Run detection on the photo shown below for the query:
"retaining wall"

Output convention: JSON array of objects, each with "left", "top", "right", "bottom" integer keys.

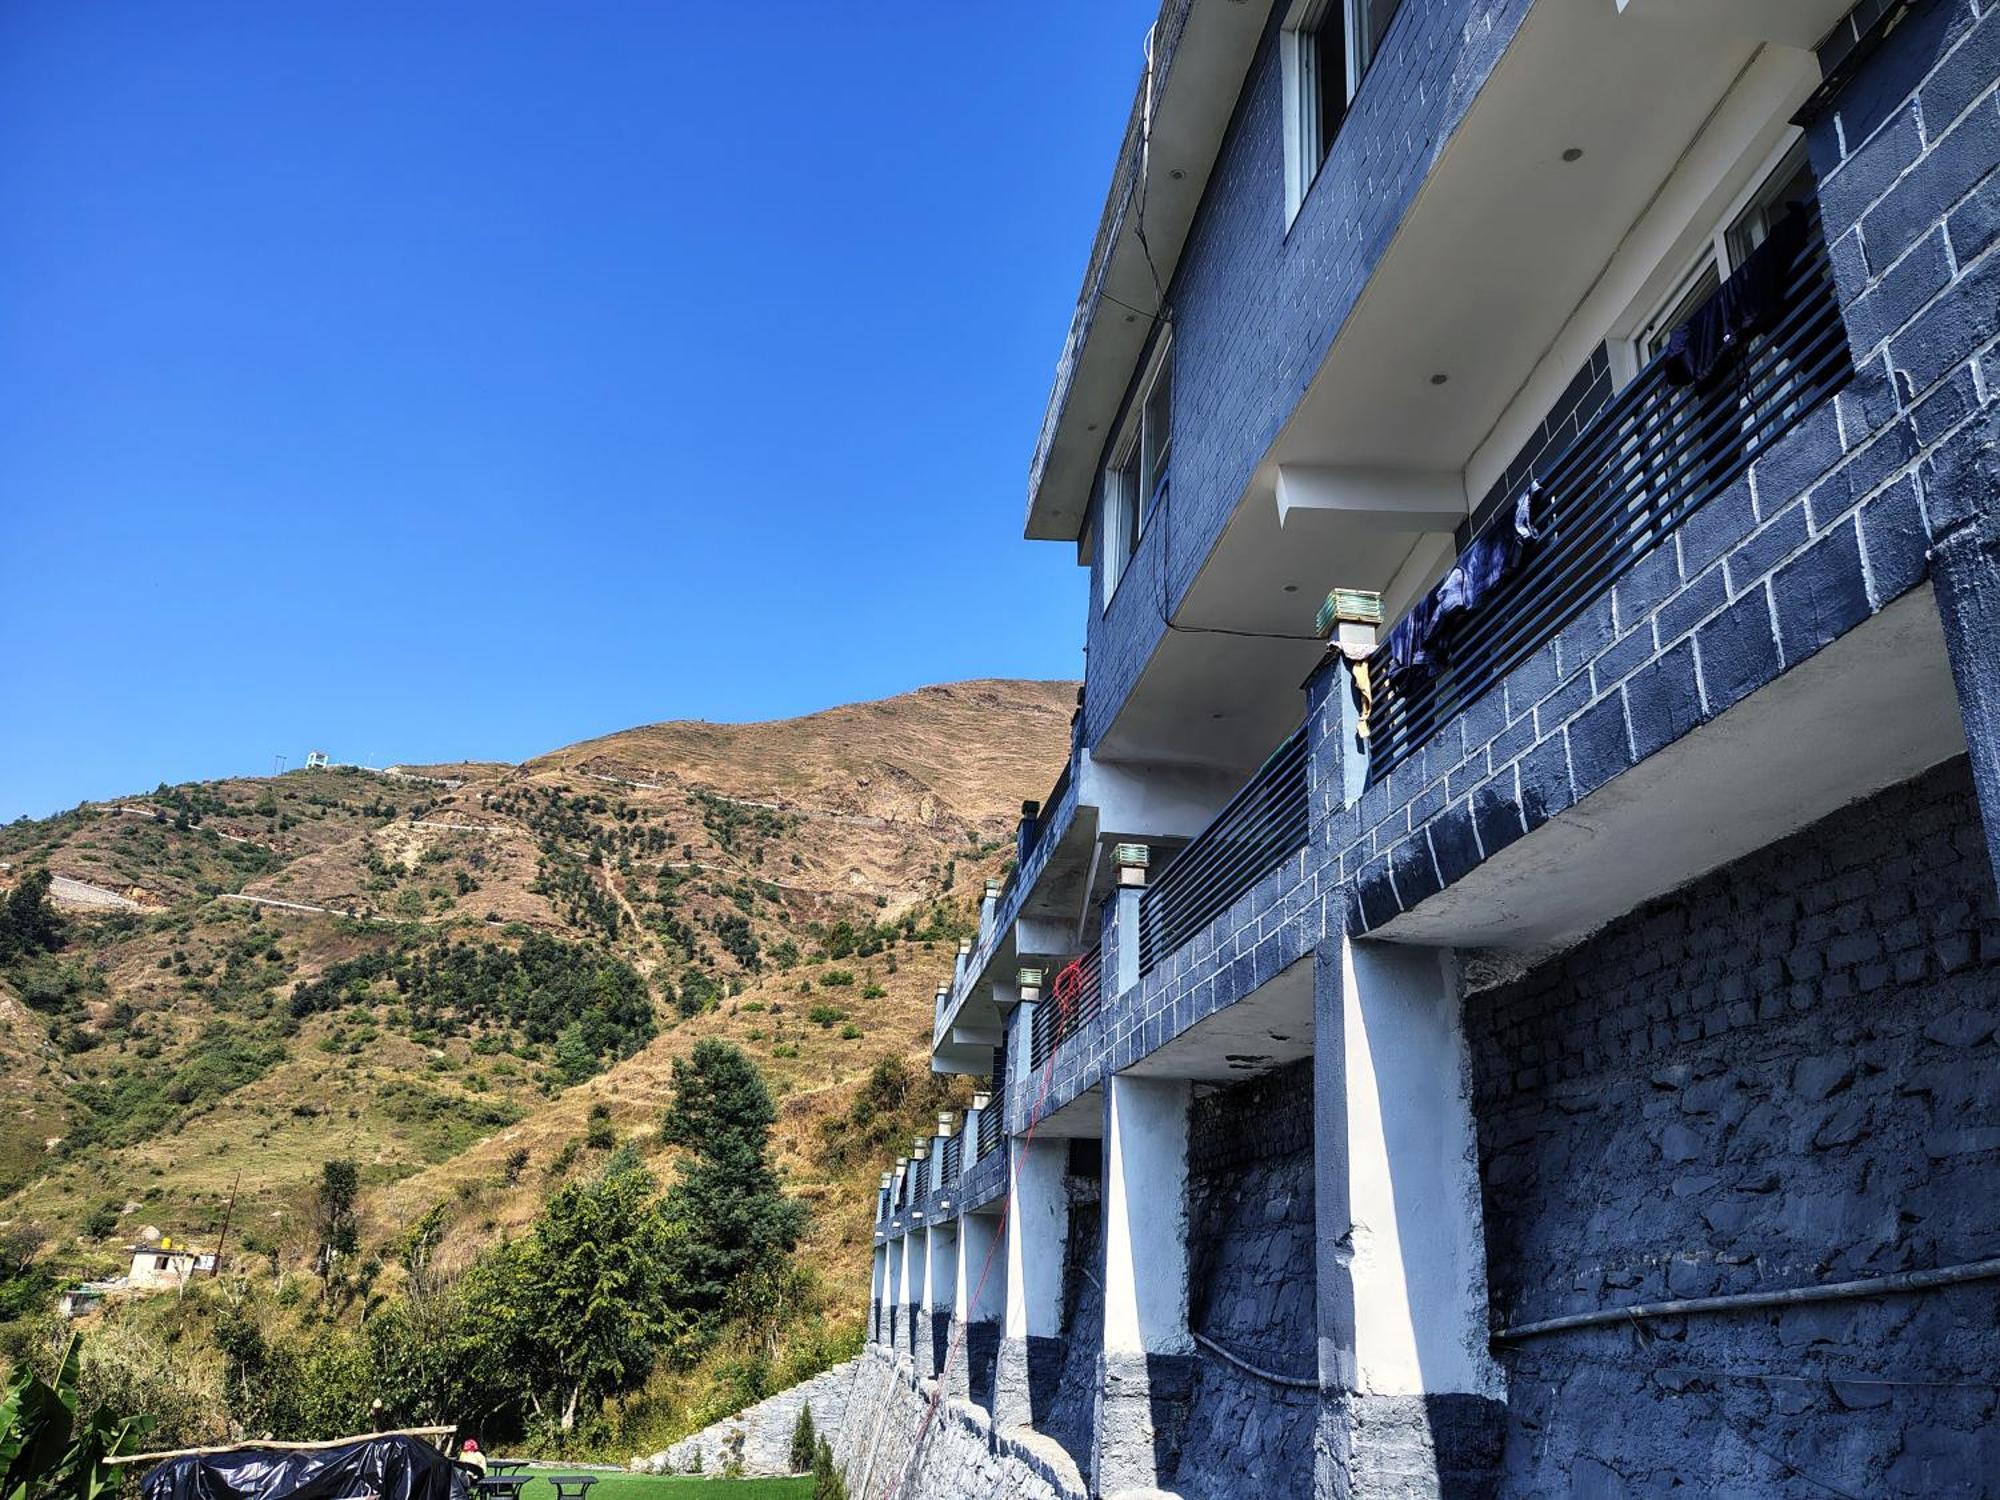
[{"left": 1470, "top": 756, "right": 2000, "bottom": 1495}]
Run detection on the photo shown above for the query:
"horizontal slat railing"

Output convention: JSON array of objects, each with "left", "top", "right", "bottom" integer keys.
[
  {"left": 1138, "top": 727, "right": 1311, "bottom": 975},
  {"left": 1365, "top": 215, "right": 1852, "bottom": 786},
  {"left": 1030, "top": 944, "right": 1103, "bottom": 1068}
]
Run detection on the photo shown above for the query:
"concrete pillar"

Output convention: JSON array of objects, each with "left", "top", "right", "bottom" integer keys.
[
  {"left": 994, "top": 1135, "right": 1067, "bottom": 1432},
  {"left": 979, "top": 878, "right": 1001, "bottom": 939},
  {"left": 871, "top": 1242, "right": 888, "bottom": 1346},
  {"left": 1313, "top": 936, "right": 1505, "bottom": 1496},
  {"left": 954, "top": 1207, "right": 1006, "bottom": 1410},
  {"left": 1006, "top": 997, "right": 1039, "bottom": 1130},
  {"left": 886, "top": 1230, "right": 905, "bottom": 1352},
  {"left": 1929, "top": 516, "right": 2000, "bottom": 894},
  {"left": 1093, "top": 1073, "right": 1195, "bottom": 1496},
  {"left": 900, "top": 1224, "right": 927, "bottom": 1364},
  {"left": 924, "top": 1220, "right": 958, "bottom": 1381}
]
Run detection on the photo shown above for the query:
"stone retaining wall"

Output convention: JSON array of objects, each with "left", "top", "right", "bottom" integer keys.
[
  {"left": 1470, "top": 757, "right": 2000, "bottom": 1494},
  {"left": 632, "top": 1358, "right": 858, "bottom": 1478},
  {"left": 832, "top": 1346, "right": 1086, "bottom": 1500}
]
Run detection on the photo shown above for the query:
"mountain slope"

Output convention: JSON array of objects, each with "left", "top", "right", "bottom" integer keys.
[{"left": 0, "top": 679, "right": 1073, "bottom": 1314}]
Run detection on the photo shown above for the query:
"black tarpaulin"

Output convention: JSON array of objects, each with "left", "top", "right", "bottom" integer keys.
[{"left": 141, "top": 1436, "right": 472, "bottom": 1500}]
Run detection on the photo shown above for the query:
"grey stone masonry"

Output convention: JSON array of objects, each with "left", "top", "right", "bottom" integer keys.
[
  {"left": 633, "top": 1357, "right": 859, "bottom": 1477},
  {"left": 1470, "top": 756, "right": 2000, "bottom": 1495},
  {"left": 832, "top": 1346, "right": 1086, "bottom": 1500}
]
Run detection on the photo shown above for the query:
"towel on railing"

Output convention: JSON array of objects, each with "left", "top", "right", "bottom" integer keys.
[
  {"left": 1384, "top": 486, "right": 1543, "bottom": 684},
  {"left": 1663, "top": 206, "right": 1812, "bottom": 389}
]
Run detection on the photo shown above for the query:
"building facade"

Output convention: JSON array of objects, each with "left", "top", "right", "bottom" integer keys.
[{"left": 851, "top": 0, "right": 2000, "bottom": 1494}]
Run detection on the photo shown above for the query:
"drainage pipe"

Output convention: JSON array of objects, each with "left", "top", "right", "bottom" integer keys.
[
  {"left": 1492, "top": 1256, "right": 2000, "bottom": 1343},
  {"left": 1191, "top": 1331, "right": 1317, "bottom": 1391}
]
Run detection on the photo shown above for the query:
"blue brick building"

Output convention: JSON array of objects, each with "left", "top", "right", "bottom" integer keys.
[{"left": 845, "top": 1, "right": 2000, "bottom": 1494}]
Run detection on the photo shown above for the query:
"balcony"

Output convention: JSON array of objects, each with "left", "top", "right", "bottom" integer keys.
[
  {"left": 1029, "top": 943, "right": 1103, "bottom": 1070},
  {"left": 1366, "top": 209, "right": 1851, "bottom": 786},
  {"left": 1139, "top": 725, "right": 1310, "bottom": 973}
]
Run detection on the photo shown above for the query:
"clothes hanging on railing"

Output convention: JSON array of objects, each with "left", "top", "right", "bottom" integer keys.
[
  {"left": 1662, "top": 206, "right": 1812, "bottom": 389},
  {"left": 1384, "top": 485, "right": 1543, "bottom": 685}
]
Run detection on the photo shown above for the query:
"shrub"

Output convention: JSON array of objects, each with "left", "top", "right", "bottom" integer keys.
[
  {"left": 806, "top": 1005, "right": 845, "bottom": 1028},
  {"left": 790, "top": 1403, "right": 816, "bottom": 1472}
]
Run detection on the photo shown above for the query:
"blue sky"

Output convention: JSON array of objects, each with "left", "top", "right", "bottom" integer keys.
[{"left": 0, "top": 2, "right": 1152, "bottom": 821}]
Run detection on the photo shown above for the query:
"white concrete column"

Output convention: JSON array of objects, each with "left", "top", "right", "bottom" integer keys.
[
  {"left": 924, "top": 1221, "right": 958, "bottom": 1381},
  {"left": 900, "top": 1224, "right": 927, "bottom": 1364},
  {"left": 953, "top": 1207, "right": 1006, "bottom": 1408},
  {"left": 886, "top": 1230, "right": 905, "bottom": 1352},
  {"left": 871, "top": 1243, "right": 888, "bottom": 1346},
  {"left": 1314, "top": 936, "right": 1505, "bottom": 1494},
  {"left": 1094, "top": 1073, "right": 1195, "bottom": 1493},
  {"left": 993, "top": 1135, "right": 1067, "bottom": 1431}
]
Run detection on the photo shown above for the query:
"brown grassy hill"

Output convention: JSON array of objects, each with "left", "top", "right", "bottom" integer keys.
[{"left": 0, "top": 678, "right": 1073, "bottom": 1306}]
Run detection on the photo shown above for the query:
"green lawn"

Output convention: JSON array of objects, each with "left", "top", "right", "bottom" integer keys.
[{"left": 497, "top": 1472, "right": 809, "bottom": 1500}]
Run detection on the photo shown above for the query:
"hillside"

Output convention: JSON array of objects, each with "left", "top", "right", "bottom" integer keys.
[{"left": 0, "top": 679, "right": 1074, "bottom": 1398}]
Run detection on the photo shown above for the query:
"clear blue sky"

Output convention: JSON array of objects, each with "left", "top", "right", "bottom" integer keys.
[{"left": 0, "top": 2, "right": 1152, "bottom": 822}]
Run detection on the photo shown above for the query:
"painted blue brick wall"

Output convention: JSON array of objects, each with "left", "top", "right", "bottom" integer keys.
[{"left": 1081, "top": 0, "right": 1534, "bottom": 752}]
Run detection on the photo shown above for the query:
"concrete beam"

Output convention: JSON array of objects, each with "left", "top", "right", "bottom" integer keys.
[
  {"left": 1929, "top": 520, "right": 2000, "bottom": 896},
  {"left": 1273, "top": 463, "right": 1467, "bottom": 529}
]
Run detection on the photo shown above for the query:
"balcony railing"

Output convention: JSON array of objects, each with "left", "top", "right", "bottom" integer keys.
[
  {"left": 941, "top": 1136, "right": 962, "bottom": 1186},
  {"left": 1030, "top": 944, "right": 1103, "bottom": 1068},
  {"left": 1137, "top": 726, "right": 1311, "bottom": 974},
  {"left": 1364, "top": 209, "right": 1850, "bottom": 785},
  {"left": 977, "top": 1096, "right": 1002, "bottom": 1159}
]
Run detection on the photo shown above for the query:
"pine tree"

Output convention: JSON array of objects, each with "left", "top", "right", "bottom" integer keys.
[
  {"left": 789, "top": 1402, "right": 816, "bottom": 1473},
  {"left": 659, "top": 1041, "right": 806, "bottom": 1313}
]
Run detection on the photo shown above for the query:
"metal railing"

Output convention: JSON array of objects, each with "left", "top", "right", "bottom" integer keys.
[
  {"left": 1138, "top": 727, "right": 1311, "bottom": 974},
  {"left": 1030, "top": 944, "right": 1103, "bottom": 1068},
  {"left": 941, "top": 1136, "right": 962, "bottom": 1186},
  {"left": 1365, "top": 211, "right": 1851, "bottom": 785},
  {"left": 977, "top": 1098, "right": 1002, "bottom": 1160}
]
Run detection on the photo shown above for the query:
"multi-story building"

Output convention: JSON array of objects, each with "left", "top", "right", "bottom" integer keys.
[{"left": 849, "top": 0, "right": 2000, "bottom": 1494}]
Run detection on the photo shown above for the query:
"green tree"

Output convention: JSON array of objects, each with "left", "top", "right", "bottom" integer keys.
[
  {"left": 659, "top": 1042, "right": 806, "bottom": 1316},
  {"left": 811, "top": 1436, "right": 848, "bottom": 1500},
  {"left": 0, "top": 868, "right": 64, "bottom": 964},
  {"left": 0, "top": 1335, "right": 150, "bottom": 1500},
  {"left": 789, "top": 1402, "right": 816, "bottom": 1473},
  {"left": 313, "top": 1158, "right": 360, "bottom": 1295},
  {"left": 508, "top": 1154, "right": 678, "bottom": 1432}
]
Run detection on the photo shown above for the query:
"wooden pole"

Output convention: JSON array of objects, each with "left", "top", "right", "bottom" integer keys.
[
  {"left": 211, "top": 1172, "right": 242, "bottom": 1275},
  {"left": 106, "top": 1427, "right": 456, "bottom": 1466}
]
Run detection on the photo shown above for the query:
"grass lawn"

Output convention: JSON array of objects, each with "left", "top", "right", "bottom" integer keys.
[{"left": 498, "top": 1472, "right": 810, "bottom": 1500}]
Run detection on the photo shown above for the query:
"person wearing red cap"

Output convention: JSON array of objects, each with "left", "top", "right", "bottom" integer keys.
[{"left": 458, "top": 1438, "right": 488, "bottom": 1478}]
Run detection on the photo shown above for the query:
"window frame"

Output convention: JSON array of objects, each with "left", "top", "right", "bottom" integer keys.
[
  {"left": 1100, "top": 334, "right": 1175, "bottom": 610},
  {"left": 1281, "top": 0, "right": 1405, "bottom": 223},
  {"left": 1622, "top": 134, "right": 1814, "bottom": 380}
]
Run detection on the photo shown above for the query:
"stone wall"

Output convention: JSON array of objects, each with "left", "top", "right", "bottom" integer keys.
[
  {"left": 1469, "top": 757, "right": 2000, "bottom": 1495},
  {"left": 1041, "top": 1169, "right": 1102, "bottom": 1487},
  {"left": 832, "top": 1346, "right": 1086, "bottom": 1500},
  {"left": 633, "top": 1358, "right": 859, "bottom": 1477},
  {"left": 1177, "top": 1061, "right": 1318, "bottom": 1497}
]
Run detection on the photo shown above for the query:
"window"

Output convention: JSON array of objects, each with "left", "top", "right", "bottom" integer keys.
[
  {"left": 1638, "top": 141, "right": 1814, "bottom": 360},
  {"left": 1283, "top": 0, "right": 1406, "bottom": 217},
  {"left": 1102, "top": 340, "right": 1174, "bottom": 606}
]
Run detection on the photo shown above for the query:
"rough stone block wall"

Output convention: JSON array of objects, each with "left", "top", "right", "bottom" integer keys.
[
  {"left": 634, "top": 1358, "right": 859, "bottom": 1477},
  {"left": 1469, "top": 757, "right": 2000, "bottom": 1496},
  {"left": 832, "top": 1347, "right": 1085, "bottom": 1500},
  {"left": 1041, "top": 1175, "right": 1103, "bottom": 1486},
  {"left": 1177, "top": 1060, "right": 1318, "bottom": 1497}
]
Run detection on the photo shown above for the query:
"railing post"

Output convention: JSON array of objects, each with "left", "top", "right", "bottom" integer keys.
[
  {"left": 979, "top": 878, "right": 1001, "bottom": 940},
  {"left": 1110, "top": 843, "right": 1147, "bottom": 997}
]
